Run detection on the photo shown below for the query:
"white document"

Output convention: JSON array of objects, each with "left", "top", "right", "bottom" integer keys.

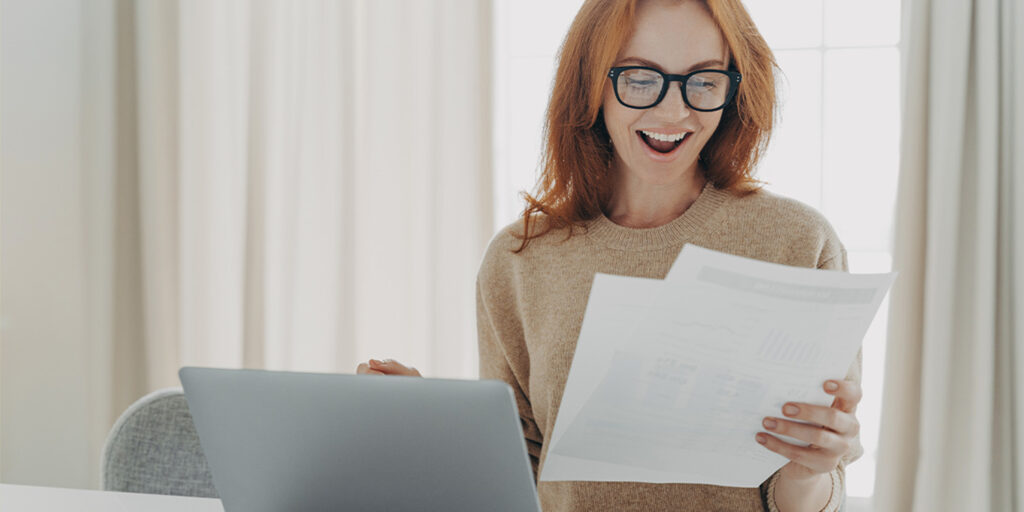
[{"left": 540, "top": 245, "right": 896, "bottom": 487}]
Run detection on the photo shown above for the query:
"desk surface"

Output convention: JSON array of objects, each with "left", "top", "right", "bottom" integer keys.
[{"left": 0, "top": 483, "right": 224, "bottom": 511}]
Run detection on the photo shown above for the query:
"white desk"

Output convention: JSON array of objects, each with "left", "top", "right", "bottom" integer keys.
[{"left": 0, "top": 483, "right": 224, "bottom": 511}]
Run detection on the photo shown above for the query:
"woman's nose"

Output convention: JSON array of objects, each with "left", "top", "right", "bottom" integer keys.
[{"left": 654, "top": 82, "right": 692, "bottom": 119}]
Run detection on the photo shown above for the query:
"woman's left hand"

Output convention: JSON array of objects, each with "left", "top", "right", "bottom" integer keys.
[{"left": 756, "top": 379, "right": 861, "bottom": 479}]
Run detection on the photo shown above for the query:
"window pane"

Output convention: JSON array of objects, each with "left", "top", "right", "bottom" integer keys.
[
  {"left": 493, "top": 0, "right": 580, "bottom": 228},
  {"left": 499, "top": 55, "right": 555, "bottom": 225},
  {"left": 845, "top": 251, "right": 893, "bottom": 497},
  {"left": 744, "top": 0, "right": 823, "bottom": 49},
  {"left": 757, "top": 50, "right": 822, "bottom": 209},
  {"left": 824, "top": 0, "right": 901, "bottom": 47},
  {"left": 822, "top": 48, "right": 900, "bottom": 252},
  {"left": 506, "top": 0, "right": 583, "bottom": 56}
]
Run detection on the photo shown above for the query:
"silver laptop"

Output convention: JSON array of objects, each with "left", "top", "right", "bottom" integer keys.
[{"left": 179, "top": 367, "right": 542, "bottom": 512}]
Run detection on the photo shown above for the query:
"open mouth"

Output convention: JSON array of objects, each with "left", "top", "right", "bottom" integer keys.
[{"left": 638, "top": 130, "right": 688, "bottom": 154}]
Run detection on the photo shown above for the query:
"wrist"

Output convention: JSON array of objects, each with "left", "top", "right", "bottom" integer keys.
[
  {"left": 778, "top": 462, "right": 823, "bottom": 484},
  {"left": 772, "top": 469, "right": 832, "bottom": 512}
]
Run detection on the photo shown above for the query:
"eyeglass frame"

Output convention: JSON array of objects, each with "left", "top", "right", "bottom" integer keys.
[{"left": 607, "top": 66, "right": 743, "bottom": 112}]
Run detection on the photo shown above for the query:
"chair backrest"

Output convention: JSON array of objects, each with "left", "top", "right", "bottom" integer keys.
[{"left": 101, "top": 388, "right": 218, "bottom": 498}]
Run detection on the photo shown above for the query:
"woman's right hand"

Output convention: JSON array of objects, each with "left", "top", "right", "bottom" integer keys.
[{"left": 355, "top": 358, "right": 422, "bottom": 377}]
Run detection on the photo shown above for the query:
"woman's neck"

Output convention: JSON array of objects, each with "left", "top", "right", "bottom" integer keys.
[{"left": 605, "top": 169, "right": 707, "bottom": 229}]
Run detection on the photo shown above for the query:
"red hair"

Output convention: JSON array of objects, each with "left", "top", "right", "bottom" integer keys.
[{"left": 516, "top": 0, "right": 777, "bottom": 252}]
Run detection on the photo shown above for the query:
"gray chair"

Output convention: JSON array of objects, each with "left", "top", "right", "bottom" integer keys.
[{"left": 101, "top": 388, "right": 219, "bottom": 498}]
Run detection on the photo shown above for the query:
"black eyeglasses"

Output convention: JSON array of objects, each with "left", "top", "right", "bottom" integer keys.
[{"left": 608, "top": 66, "right": 742, "bottom": 111}]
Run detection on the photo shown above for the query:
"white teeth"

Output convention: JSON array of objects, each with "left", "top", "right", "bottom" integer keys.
[{"left": 641, "top": 130, "right": 688, "bottom": 142}]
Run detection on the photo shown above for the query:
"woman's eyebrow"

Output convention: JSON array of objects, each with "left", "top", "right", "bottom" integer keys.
[{"left": 616, "top": 57, "right": 727, "bottom": 72}]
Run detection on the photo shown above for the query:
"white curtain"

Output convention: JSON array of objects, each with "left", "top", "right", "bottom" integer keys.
[
  {"left": 0, "top": 0, "right": 491, "bottom": 489},
  {"left": 874, "top": 0, "right": 1024, "bottom": 510},
  {"left": 130, "top": 0, "right": 492, "bottom": 390}
]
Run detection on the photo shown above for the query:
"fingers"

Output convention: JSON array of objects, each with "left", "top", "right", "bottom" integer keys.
[
  {"left": 824, "top": 379, "right": 862, "bottom": 413},
  {"left": 367, "top": 358, "right": 422, "bottom": 377},
  {"left": 757, "top": 378, "right": 863, "bottom": 474},
  {"left": 779, "top": 402, "right": 859, "bottom": 436},
  {"left": 755, "top": 432, "right": 838, "bottom": 474},
  {"left": 761, "top": 417, "right": 848, "bottom": 454},
  {"left": 355, "top": 363, "right": 384, "bottom": 376}
]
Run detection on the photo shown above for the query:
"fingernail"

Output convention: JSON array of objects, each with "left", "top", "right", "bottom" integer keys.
[
  {"left": 783, "top": 404, "right": 800, "bottom": 416},
  {"left": 756, "top": 434, "right": 767, "bottom": 444},
  {"left": 825, "top": 381, "right": 839, "bottom": 392},
  {"left": 763, "top": 418, "right": 777, "bottom": 429}
]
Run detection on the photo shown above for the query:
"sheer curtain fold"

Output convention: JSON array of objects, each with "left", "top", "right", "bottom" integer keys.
[
  {"left": 178, "top": 0, "right": 251, "bottom": 370},
  {"left": 875, "top": 0, "right": 1024, "bottom": 510},
  {"left": 130, "top": 0, "right": 492, "bottom": 390},
  {"left": 135, "top": 0, "right": 183, "bottom": 387}
]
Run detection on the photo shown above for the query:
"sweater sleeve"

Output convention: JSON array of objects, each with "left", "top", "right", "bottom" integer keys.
[
  {"left": 760, "top": 246, "right": 864, "bottom": 512},
  {"left": 476, "top": 244, "right": 545, "bottom": 480}
]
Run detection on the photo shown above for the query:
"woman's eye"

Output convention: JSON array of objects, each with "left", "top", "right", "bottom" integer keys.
[{"left": 627, "top": 79, "right": 658, "bottom": 88}]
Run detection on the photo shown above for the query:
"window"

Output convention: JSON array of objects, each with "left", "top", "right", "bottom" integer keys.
[{"left": 493, "top": 0, "right": 900, "bottom": 503}]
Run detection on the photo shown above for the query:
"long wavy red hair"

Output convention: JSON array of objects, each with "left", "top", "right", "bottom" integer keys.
[{"left": 515, "top": 0, "right": 777, "bottom": 252}]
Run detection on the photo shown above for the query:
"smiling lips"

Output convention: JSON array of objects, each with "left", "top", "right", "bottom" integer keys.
[{"left": 638, "top": 129, "right": 690, "bottom": 154}]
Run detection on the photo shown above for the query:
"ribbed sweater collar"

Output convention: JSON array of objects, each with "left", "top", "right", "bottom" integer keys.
[{"left": 586, "top": 183, "right": 730, "bottom": 251}]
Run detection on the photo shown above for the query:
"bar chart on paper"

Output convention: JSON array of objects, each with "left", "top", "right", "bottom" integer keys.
[{"left": 755, "top": 329, "right": 826, "bottom": 367}]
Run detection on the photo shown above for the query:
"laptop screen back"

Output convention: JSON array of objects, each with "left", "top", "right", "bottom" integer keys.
[{"left": 179, "top": 367, "right": 541, "bottom": 512}]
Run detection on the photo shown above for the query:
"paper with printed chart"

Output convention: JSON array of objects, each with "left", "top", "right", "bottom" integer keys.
[{"left": 539, "top": 245, "right": 896, "bottom": 487}]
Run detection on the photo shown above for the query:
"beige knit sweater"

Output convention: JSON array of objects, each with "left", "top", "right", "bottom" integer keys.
[{"left": 476, "top": 184, "right": 862, "bottom": 512}]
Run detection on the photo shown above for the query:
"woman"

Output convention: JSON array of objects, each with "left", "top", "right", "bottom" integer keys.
[{"left": 359, "top": 0, "right": 862, "bottom": 510}]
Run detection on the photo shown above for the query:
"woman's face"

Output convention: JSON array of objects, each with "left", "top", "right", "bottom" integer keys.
[{"left": 603, "top": 0, "right": 730, "bottom": 186}]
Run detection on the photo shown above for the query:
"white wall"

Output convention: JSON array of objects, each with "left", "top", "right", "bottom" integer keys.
[{"left": 1, "top": 0, "right": 118, "bottom": 488}]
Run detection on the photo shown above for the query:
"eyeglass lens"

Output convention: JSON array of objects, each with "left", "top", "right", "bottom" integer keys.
[{"left": 616, "top": 68, "right": 733, "bottom": 110}]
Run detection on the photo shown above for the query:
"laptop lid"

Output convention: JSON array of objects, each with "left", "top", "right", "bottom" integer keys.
[{"left": 179, "top": 367, "right": 541, "bottom": 512}]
